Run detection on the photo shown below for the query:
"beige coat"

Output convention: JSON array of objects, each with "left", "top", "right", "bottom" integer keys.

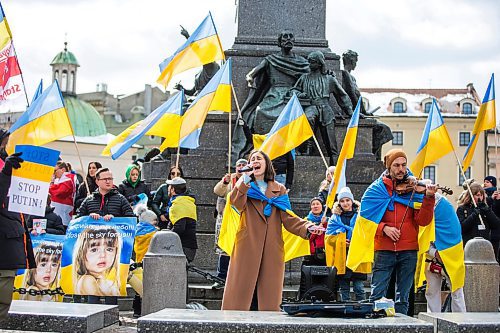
[{"left": 221, "top": 180, "right": 312, "bottom": 311}]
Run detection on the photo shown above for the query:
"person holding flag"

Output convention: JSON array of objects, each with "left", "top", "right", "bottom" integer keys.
[
  {"left": 0, "top": 129, "right": 33, "bottom": 322},
  {"left": 221, "top": 150, "right": 324, "bottom": 311},
  {"left": 346, "top": 149, "right": 437, "bottom": 315}
]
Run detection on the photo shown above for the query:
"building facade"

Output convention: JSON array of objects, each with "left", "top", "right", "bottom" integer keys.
[{"left": 362, "top": 88, "right": 486, "bottom": 205}]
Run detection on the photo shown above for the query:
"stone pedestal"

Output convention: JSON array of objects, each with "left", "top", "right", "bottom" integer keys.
[
  {"left": 419, "top": 312, "right": 500, "bottom": 333},
  {"left": 226, "top": 0, "right": 345, "bottom": 118},
  {"left": 463, "top": 237, "right": 500, "bottom": 312},
  {"left": 138, "top": 309, "right": 433, "bottom": 333},
  {"left": 142, "top": 230, "right": 187, "bottom": 315},
  {"left": 0, "top": 301, "right": 118, "bottom": 333}
]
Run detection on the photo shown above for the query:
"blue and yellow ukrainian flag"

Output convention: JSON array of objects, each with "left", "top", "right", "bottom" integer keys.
[
  {"left": 416, "top": 194, "right": 465, "bottom": 292},
  {"left": 0, "top": 2, "right": 13, "bottom": 49},
  {"left": 157, "top": 12, "right": 224, "bottom": 88},
  {"left": 463, "top": 73, "right": 496, "bottom": 171},
  {"left": 258, "top": 94, "right": 313, "bottom": 160},
  {"left": 6, "top": 80, "right": 73, "bottom": 154},
  {"left": 175, "top": 58, "right": 232, "bottom": 149},
  {"left": 102, "top": 92, "right": 184, "bottom": 159},
  {"left": 325, "top": 98, "right": 361, "bottom": 209},
  {"left": 134, "top": 222, "right": 158, "bottom": 263},
  {"left": 410, "top": 98, "right": 454, "bottom": 177},
  {"left": 218, "top": 193, "right": 310, "bottom": 262},
  {"left": 31, "top": 79, "right": 43, "bottom": 104}
]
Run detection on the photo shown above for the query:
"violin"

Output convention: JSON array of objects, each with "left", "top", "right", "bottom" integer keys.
[{"left": 394, "top": 176, "right": 453, "bottom": 195}]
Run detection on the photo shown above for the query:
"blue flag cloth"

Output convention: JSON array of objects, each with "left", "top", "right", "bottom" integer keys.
[
  {"left": 306, "top": 211, "right": 323, "bottom": 224},
  {"left": 326, "top": 214, "right": 357, "bottom": 239},
  {"left": 246, "top": 182, "right": 292, "bottom": 217}
]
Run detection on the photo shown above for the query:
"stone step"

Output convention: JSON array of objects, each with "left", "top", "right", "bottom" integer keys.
[
  {"left": 0, "top": 300, "right": 118, "bottom": 333},
  {"left": 137, "top": 309, "right": 433, "bottom": 333},
  {"left": 419, "top": 312, "right": 500, "bottom": 332}
]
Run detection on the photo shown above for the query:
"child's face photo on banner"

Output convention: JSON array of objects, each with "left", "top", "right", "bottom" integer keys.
[
  {"left": 73, "top": 227, "right": 122, "bottom": 296},
  {"left": 60, "top": 216, "right": 136, "bottom": 297},
  {"left": 14, "top": 234, "right": 65, "bottom": 302}
]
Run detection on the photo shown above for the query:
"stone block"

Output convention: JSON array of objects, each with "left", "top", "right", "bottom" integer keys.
[
  {"left": 235, "top": 0, "right": 327, "bottom": 47},
  {"left": 0, "top": 301, "right": 118, "bottom": 333},
  {"left": 142, "top": 231, "right": 187, "bottom": 315},
  {"left": 419, "top": 312, "right": 500, "bottom": 333},
  {"left": 463, "top": 237, "right": 500, "bottom": 312},
  {"left": 138, "top": 309, "right": 433, "bottom": 333},
  {"left": 190, "top": 233, "right": 219, "bottom": 270}
]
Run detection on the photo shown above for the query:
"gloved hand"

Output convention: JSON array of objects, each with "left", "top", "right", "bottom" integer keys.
[
  {"left": 477, "top": 201, "right": 490, "bottom": 214},
  {"left": 2, "top": 152, "right": 23, "bottom": 176}
]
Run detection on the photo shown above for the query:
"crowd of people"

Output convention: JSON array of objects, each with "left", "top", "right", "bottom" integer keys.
[{"left": 1, "top": 124, "right": 500, "bottom": 319}]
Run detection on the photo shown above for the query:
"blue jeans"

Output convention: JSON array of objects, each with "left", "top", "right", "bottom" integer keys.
[
  {"left": 370, "top": 250, "right": 417, "bottom": 315},
  {"left": 217, "top": 255, "right": 230, "bottom": 280},
  {"left": 275, "top": 174, "right": 286, "bottom": 186},
  {"left": 339, "top": 276, "right": 365, "bottom": 301}
]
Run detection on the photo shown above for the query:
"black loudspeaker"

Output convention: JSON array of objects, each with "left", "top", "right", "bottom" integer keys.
[{"left": 298, "top": 265, "right": 337, "bottom": 302}]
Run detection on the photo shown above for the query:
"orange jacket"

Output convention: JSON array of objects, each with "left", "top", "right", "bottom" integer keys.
[{"left": 375, "top": 175, "right": 435, "bottom": 251}]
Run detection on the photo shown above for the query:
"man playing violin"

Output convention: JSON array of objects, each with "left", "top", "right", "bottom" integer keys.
[{"left": 369, "top": 148, "right": 437, "bottom": 315}]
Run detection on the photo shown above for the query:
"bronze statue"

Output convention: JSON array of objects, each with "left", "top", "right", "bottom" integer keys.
[
  {"left": 291, "top": 51, "right": 353, "bottom": 164},
  {"left": 174, "top": 25, "right": 220, "bottom": 96},
  {"left": 341, "top": 50, "right": 393, "bottom": 160},
  {"left": 341, "top": 50, "right": 368, "bottom": 116},
  {"left": 232, "top": 30, "right": 310, "bottom": 160}
]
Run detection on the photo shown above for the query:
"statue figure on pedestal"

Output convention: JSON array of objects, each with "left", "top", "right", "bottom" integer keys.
[
  {"left": 291, "top": 51, "right": 353, "bottom": 165},
  {"left": 341, "top": 50, "right": 393, "bottom": 160},
  {"left": 232, "top": 30, "right": 310, "bottom": 160}
]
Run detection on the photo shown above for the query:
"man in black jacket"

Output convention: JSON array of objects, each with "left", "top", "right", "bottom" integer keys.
[
  {"left": 165, "top": 177, "right": 197, "bottom": 262},
  {"left": 0, "top": 128, "right": 35, "bottom": 322},
  {"left": 76, "top": 167, "right": 134, "bottom": 305}
]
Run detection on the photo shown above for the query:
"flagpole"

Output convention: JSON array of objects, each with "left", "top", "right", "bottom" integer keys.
[
  {"left": 228, "top": 108, "right": 232, "bottom": 174},
  {"left": 13, "top": 47, "right": 30, "bottom": 107},
  {"left": 495, "top": 127, "right": 498, "bottom": 177},
  {"left": 452, "top": 149, "right": 485, "bottom": 227},
  {"left": 229, "top": 84, "right": 243, "bottom": 173},
  {"left": 311, "top": 133, "right": 332, "bottom": 171},
  {"left": 54, "top": 78, "right": 90, "bottom": 195},
  {"left": 175, "top": 146, "right": 181, "bottom": 170}
]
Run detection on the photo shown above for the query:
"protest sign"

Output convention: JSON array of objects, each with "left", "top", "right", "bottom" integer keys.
[
  {"left": 8, "top": 145, "right": 59, "bottom": 216},
  {"left": 13, "top": 234, "right": 65, "bottom": 302},
  {"left": 60, "top": 216, "right": 137, "bottom": 296}
]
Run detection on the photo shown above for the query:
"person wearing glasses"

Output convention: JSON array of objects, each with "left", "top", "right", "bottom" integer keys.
[
  {"left": 151, "top": 166, "right": 185, "bottom": 229},
  {"left": 76, "top": 167, "right": 134, "bottom": 306}
]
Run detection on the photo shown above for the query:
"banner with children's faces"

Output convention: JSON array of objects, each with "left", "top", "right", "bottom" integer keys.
[
  {"left": 8, "top": 145, "right": 60, "bottom": 216},
  {"left": 60, "top": 216, "right": 137, "bottom": 296},
  {"left": 13, "top": 234, "right": 65, "bottom": 302}
]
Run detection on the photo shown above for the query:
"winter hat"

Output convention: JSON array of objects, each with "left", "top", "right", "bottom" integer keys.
[
  {"left": 484, "top": 176, "right": 497, "bottom": 188},
  {"left": 337, "top": 187, "right": 354, "bottom": 202},
  {"left": 134, "top": 204, "right": 157, "bottom": 225},
  {"left": 235, "top": 158, "right": 247, "bottom": 166},
  {"left": 383, "top": 148, "right": 407, "bottom": 169}
]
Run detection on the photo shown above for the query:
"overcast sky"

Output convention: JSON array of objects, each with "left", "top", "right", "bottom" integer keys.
[{"left": 3, "top": 0, "right": 500, "bottom": 100}]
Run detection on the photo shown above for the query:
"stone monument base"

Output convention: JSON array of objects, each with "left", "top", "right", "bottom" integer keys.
[
  {"left": 419, "top": 312, "right": 500, "bottom": 333},
  {"left": 0, "top": 300, "right": 118, "bottom": 333},
  {"left": 137, "top": 309, "right": 433, "bottom": 333}
]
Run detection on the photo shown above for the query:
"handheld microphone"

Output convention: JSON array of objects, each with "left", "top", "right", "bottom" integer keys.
[{"left": 239, "top": 165, "right": 254, "bottom": 173}]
